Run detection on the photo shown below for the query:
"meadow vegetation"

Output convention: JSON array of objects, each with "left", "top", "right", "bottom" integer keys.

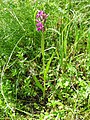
[{"left": 0, "top": 0, "right": 90, "bottom": 119}]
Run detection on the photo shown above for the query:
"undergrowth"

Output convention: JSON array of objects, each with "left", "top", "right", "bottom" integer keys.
[{"left": 0, "top": 0, "right": 90, "bottom": 119}]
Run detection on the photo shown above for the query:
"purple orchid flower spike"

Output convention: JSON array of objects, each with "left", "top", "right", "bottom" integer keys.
[{"left": 36, "top": 10, "right": 48, "bottom": 32}]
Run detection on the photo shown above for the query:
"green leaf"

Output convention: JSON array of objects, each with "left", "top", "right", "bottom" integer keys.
[
  {"left": 32, "top": 75, "right": 44, "bottom": 92},
  {"left": 44, "top": 52, "right": 54, "bottom": 80}
]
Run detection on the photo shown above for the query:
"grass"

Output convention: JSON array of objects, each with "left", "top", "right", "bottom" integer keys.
[{"left": 0, "top": 0, "right": 90, "bottom": 119}]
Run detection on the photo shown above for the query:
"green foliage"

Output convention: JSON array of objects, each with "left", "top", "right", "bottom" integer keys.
[{"left": 0, "top": 0, "right": 90, "bottom": 119}]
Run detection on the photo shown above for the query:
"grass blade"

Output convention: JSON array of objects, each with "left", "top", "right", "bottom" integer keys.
[
  {"left": 44, "top": 52, "right": 54, "bottom": 81},
  {"left": 32, "top": 75, "right": 44, "bottom": 92}
]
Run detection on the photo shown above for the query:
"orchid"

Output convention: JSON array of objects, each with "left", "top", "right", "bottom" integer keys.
[
  {"left": 36, "top": 10, "right": 48, "bottom": 97},
  {"left": 36, "top": 10, "right": 48, "bottom": 32}
]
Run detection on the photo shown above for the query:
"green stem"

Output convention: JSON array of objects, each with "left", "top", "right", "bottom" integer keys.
[
  {"left": 41, "top": 32, "right": 45, "bottom": 98},
  {"left": 41, "top": 33, "right": 45, "bottom": 69}
]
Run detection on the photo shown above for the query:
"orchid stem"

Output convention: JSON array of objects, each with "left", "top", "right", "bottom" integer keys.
[
  {"left": 41, "top": 32, "right": 45, "bottom": 98},
  {"left": 41, "top": 32, "right": 45, "bottom": 69}
]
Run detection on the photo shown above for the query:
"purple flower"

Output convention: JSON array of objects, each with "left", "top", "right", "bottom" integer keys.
[
  {"left": 36, "top": 21, "right": 43, "bottom": 27},
  {"left": 37, "top": 27, "right": 43, "bottom": 31},
  {"left": 36, "top": 10, "right": 44, "bottom": 18},
  {"left": 36, "top": 21, "right": 44, "bottom": 31},
  {"left": 36, "top": 10, "right": 48, "bottom": 32}
]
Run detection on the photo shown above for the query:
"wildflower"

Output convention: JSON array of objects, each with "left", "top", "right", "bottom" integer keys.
[
  {"left": 36, "top": 10, "right": 48, "bottom": 32},
  {"left": 36, "top": 10, "right": 44, "bottom": 18},
  {"left": 36, "top": 21, "right": 44, "bottom": 31}
]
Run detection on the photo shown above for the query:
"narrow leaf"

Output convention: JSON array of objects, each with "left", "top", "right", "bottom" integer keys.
[
  {"left": 32, "top": 75, "right": 44, "bottom": 92},
  {"left": 44, "top": 53, "right": 54, "bottom": 80}
]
